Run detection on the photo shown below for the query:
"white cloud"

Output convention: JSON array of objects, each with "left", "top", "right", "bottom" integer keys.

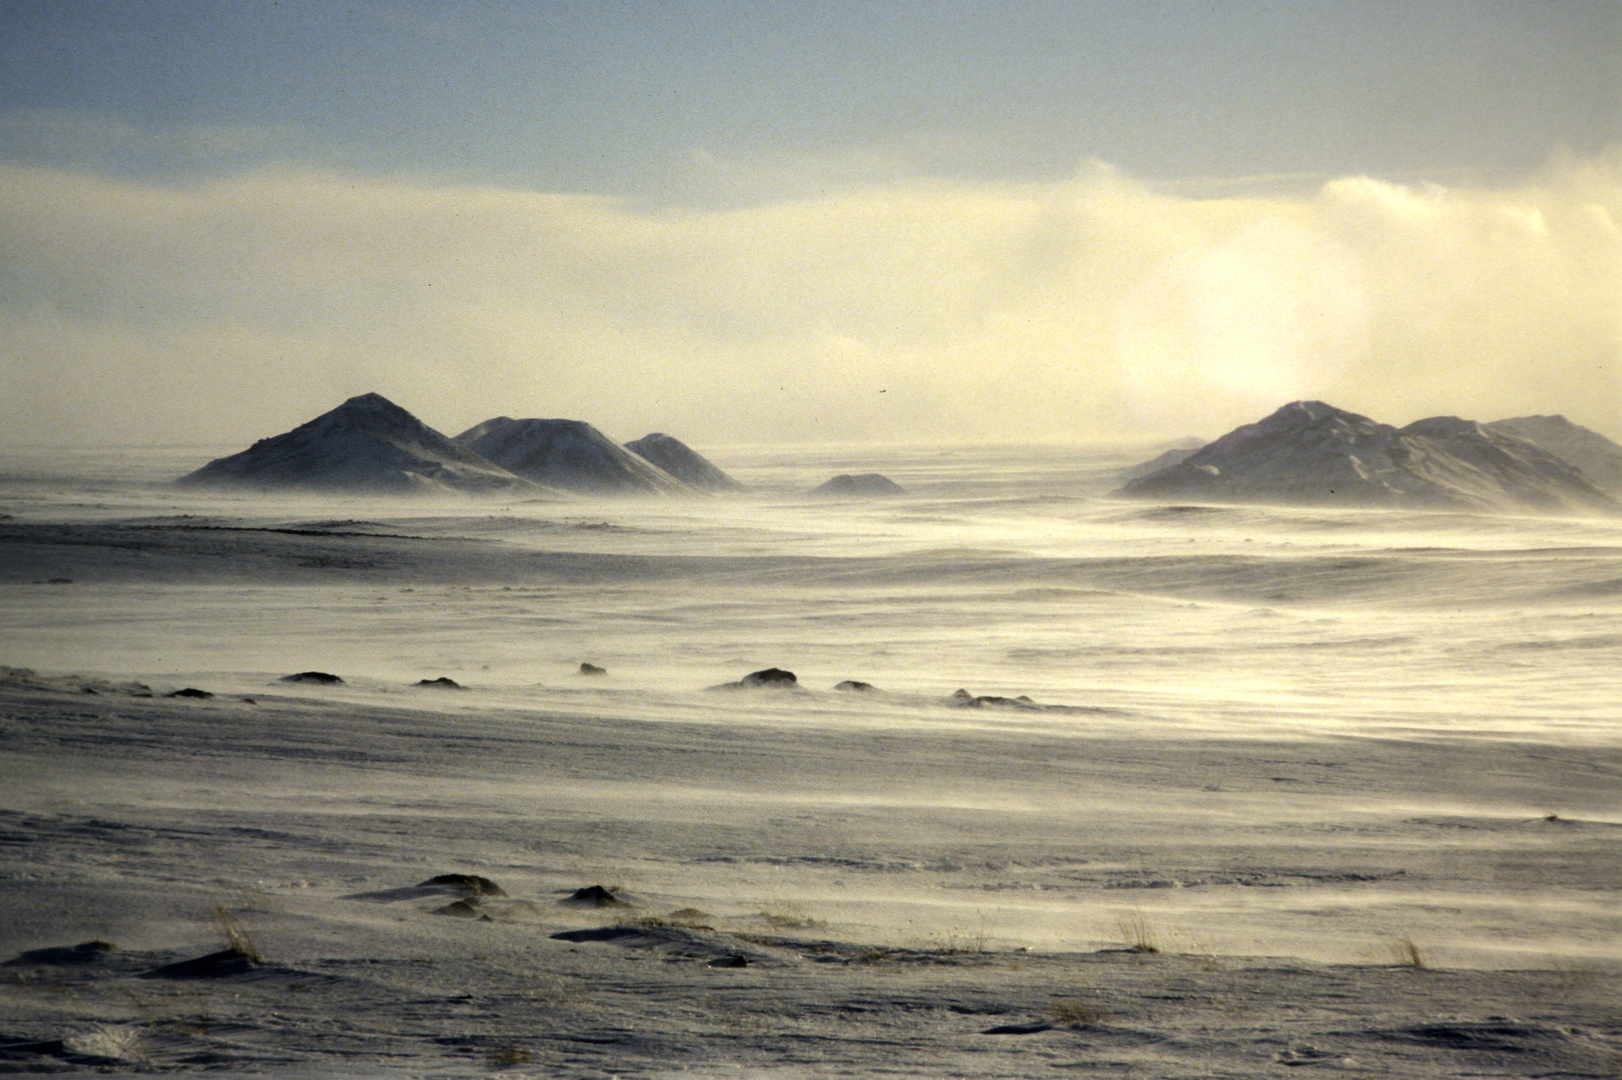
[{"left": 1, "top": 150, "right": 1618, "bottom": 446}]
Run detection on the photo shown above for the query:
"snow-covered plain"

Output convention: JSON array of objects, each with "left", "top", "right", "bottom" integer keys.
[{"left": 1, "top": 443, "right": 1618, "bottom": 1077}]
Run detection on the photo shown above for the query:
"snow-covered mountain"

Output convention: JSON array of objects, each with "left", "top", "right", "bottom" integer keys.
[
  {"left": 1484, "top": 415, "right": 1622, "bottom": 494},
  {"left": 1117, "top": 440, "right": 1204, "bottom": 483},
  {"left": 178, "top": 393, "right": 542, "bottom": 494},
  {"left": 456, "top": 418, "right": 691, "bottom": 494},
  {"left": 1118, "top": 401, "right": 1618, "bottom": 514},
  {"left": 623, "top": 433, "right": 743, "bottom": 492}
]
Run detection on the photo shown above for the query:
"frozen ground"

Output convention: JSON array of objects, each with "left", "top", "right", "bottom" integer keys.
[{"left": 0, "top": 443, "right": 1619, "bottom": 1076}]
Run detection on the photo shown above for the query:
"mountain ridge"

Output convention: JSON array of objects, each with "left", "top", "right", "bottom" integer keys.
[{"left": 1118, "top": 401, "right": 1619, "bottom": 514}]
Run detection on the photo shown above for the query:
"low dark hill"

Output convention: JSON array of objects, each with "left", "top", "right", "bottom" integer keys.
[
  {"left": 624, "top": 433, "right": 743, "bottom": 492},
  {"left": 1118, "top": 401, "right": 1618, "bottom": 514},
  {"left": 456, "top": 417, "right": 690, "bottom": 494},
  {"left": 178, "top": 393, "right": 541, "bottom": 495},
  {"left": 1485, "top": 415, "right": 1622, "bottom": 494},
  {"left": 811, "top": 473, "right": 906, "bottom": 498}
]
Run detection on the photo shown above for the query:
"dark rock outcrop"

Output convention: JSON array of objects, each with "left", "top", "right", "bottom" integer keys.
[
  {"left": 414, "top": 677, "right": 463, "bottom": 689},
  {"left": 1118, "top": 401, "right": 1618, "bottom": 514},
  {"left": 178, "top": 393, "right": 542, "bottom": 495},
  {"left": 561, "top": 885, "right": 628, "bottom": 908},
  {"left": 421, "top": 873, "right": 505, "bottom": 897},
  {"left": 578, "top": 663, "right": 607, "bottom": 676},
  {"left": 811, "top": 473, "right": 906, "bottom": 497},
  {"left": 740, "top": 667, "right": 797, "bottom": 687},
  {"left": 140, "top": 948, "right": 259, "bottom": 980},
  {"left": 456, "top": 417, "right": 690, "bottom": 494},
  {"left": 624, "top": 433, "right": 743, "bottom": 492},
  {"left": 4, "top": 941, "right": 117, "bottom": 966},
  {"left": 279, "top": 671, "right": 344, "bottom": 685}
]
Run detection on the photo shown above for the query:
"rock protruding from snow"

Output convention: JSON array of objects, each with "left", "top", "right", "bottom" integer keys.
[
  {"left": 456, "top": 418, "right": 691, "bottom": 495},
  {"left": 1117, "top": 401, "right": 1619, "bottom": 514},
  {"left": 811, "top": 473, "right": 906, "bottom": 497},
  {"left": 708, "top": 667, "right": 803, "bottom": 691},
  {"left": 1485, "top": 415, "right": 1622, "bottom": 494},
  {"left": 178, "top": 393, "right": 540, "bottom": 495},
  {"left": 624, "top": 433, "right": 743, "bottom": 492}
]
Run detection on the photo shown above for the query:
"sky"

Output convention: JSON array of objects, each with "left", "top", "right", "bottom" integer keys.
[{"left": 1, "top": 0, "right": 1619, "bottom": 447}]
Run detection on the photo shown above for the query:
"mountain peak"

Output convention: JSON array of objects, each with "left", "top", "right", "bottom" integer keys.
[
  {"left": 1118, "top": 401, "right": 1618, "bottom": 514},
  {"left": 177, "top": 395, "right": 539, "bottom": 494}
]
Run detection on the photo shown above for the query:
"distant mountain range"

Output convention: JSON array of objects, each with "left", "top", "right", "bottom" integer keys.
[
  {"left": 1118, "top": 401, "right": 1622, "bottom": 514},
  {"left": 179, "top": 393, "right": 741, "bottom": 496}
]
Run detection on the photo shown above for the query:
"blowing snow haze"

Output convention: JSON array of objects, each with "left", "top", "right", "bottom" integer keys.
[{"left": 0, "top": 2, "right": 1618, "bottom": 446}]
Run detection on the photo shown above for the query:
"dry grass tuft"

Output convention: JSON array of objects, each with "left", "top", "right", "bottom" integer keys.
[
  {"left": 1115, "top": 910, "right": 1160, "bottom": 954},
  {"left": 211, "top": 904, "right": 263, "bottom": 962},
  {"left": 1390, "top": 936, "right": 1425, "bottom": 969},
  {"left": 758, "top": 908, "right": 822, "bottom": 930},
  {"left": 1050, "top": 997, "right": 1105, "bottom": 1024}
]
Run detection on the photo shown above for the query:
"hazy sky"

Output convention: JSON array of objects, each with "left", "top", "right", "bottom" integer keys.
[{"left": 2, "top": 1, "right": 1619, "bottom": 446}]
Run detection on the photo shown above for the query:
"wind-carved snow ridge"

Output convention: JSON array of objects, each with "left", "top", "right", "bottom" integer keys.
[
  {"left": 624, "top": 432, "right": 744, "bottom": 492},
  {"left": 456, "top": 417, "right": 692, "bottom": 495},
  {"left": 1119, "top": 400, "right": 1621, "bottom": 514},
  {"left": 177, "top": 392, "right": 545, "bottom": 495}
]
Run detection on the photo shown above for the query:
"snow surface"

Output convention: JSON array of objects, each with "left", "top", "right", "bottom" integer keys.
[{"left": 2, "top": 441, "right": 1619, "bottom": 1076}]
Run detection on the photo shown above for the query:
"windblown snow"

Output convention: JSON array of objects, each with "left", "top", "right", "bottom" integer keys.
[{"left": 3, "top": 432, "right": 1619, "bottom": 1077}]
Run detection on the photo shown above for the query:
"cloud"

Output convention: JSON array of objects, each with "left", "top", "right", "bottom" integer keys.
[{"left": 1, "top": 149, "right": 1618, "bottom": 447}]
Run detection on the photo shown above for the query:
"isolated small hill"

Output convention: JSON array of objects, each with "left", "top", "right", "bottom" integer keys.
[
  {"left": 623, "top": 433, "right": 743, "bottom": 492},
  {"left": 178, "top": 393, "right": 540, "bottom": 494},
  {"left": 456, "top": 417, "right": 690, "bottom": 494},
  {"left": 1118, "top": 400, "right": 1618, "bottom": 514},
  {"left": 1485, "top": 415, "right": 1622, "bottom": 494},
  {"left": 811, "top": 473, "right": 906, "bottom": 497}
]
